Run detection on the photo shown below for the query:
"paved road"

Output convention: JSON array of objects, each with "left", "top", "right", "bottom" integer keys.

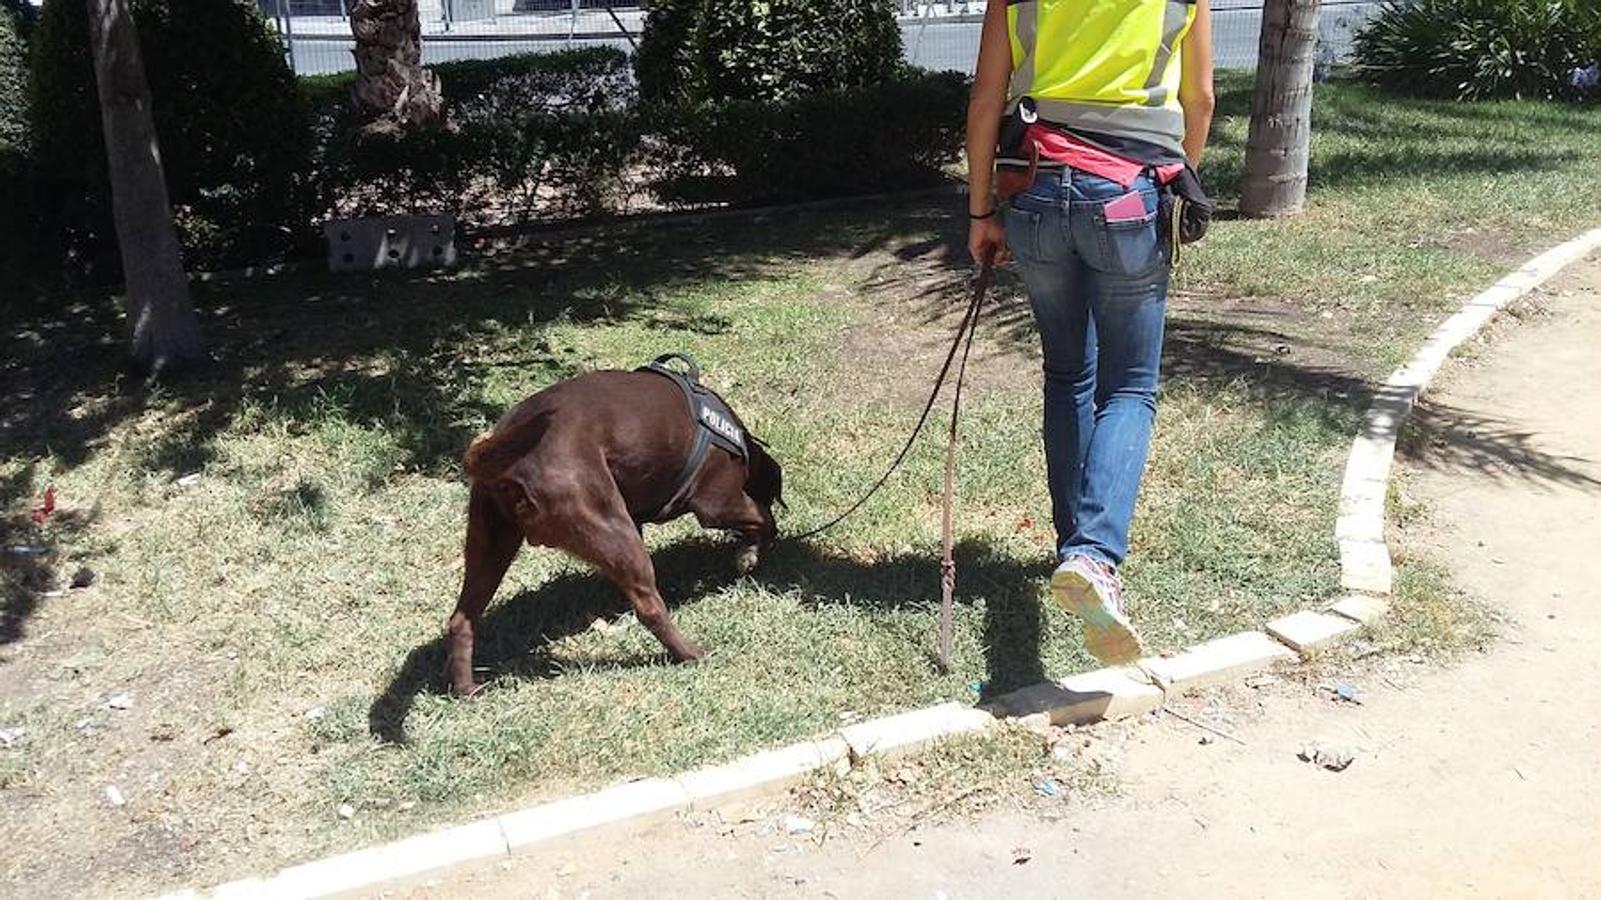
[{"left": 281, "top": 2, "right": 1385, "bottom": 77}]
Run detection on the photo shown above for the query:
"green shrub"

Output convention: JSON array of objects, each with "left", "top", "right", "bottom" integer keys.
[
  {"left": 28, "top": 0, "right": 308, "bottom": 281},
  {"left": 647, "top": 68, "right": 968, "bottom": 206},
  {"left": 308, "top": 48, "right": 641, "bottom": 225},
  {"left": 1, "top": 0, "right": 33, "bottom": 292},
  {"left": 635, "top": 0, "right": 904, "bottom": 105},
  {"left": 1354, "top": 0, "right": 1601, "bottom": 101},
  {"left": 299, "top": 47, "right": 634, "bottom": 121},
  {"left": 1, "top": 0, "right": 30, "bottom": 185}
]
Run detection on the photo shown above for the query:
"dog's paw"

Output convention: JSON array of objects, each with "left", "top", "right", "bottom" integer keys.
[
  {"left": 673, "top": 642, "right": 707, "bottom": 664},
  {"left": 733, "top": 544, "right": 760, "bottom": 576},
  {"left": 449, "top": 680, "right": 485, "bottom": 700}
]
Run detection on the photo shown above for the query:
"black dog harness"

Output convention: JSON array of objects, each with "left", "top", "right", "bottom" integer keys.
[{"left": 637, "top": 353, "right": 750, "bottom": 520}]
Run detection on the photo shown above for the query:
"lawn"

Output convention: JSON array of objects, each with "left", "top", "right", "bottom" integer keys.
[{"left": 1, "top": 76, "right": 1597, "bottom": 897}]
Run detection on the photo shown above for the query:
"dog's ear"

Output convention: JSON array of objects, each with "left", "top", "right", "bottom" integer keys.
[{"left": 745, "top": 440, "right": 783, "bottom": 510}]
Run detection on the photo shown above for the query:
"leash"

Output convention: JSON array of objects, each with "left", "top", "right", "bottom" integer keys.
[
  {"left": 936, "top": 258, "right": 987, "bottom": 672},
  {"left": 783, "top": 258, "right": 994, "bottom": 546},
  {"left": 785, "top": 256, "right": 995, "bottom": 672}
]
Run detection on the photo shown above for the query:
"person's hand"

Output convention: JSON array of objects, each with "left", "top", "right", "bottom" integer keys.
[{"left": 967, "top": 213, "right": 1009, "bottom": 267}]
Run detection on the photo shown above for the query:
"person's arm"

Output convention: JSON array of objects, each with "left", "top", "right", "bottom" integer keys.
[
  {"left": 1178, "top": 0, "right": 1216, "bottom": 166},
  {"left": 965, "top": 0, "right": 1014, "bottom": 263}
]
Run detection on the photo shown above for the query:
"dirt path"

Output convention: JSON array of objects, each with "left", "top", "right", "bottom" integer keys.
[{"left": 377, "top": 260, "right": 1601, "bottom": 899}]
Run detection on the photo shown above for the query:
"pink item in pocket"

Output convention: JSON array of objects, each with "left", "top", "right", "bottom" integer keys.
[{"left": 1102, "top": 191, "right": 1148, "bottom": 223}]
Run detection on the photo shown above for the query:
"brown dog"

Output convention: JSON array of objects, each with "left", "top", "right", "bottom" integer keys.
[{"left": 444, "top": 362, "right": 783, "bottom": 696}]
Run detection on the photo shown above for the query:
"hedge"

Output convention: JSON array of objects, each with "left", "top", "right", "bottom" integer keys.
[
  {"left": 307, "top": 47, "right": 642, "bottom": 225},
  {"left": 310, "top": 49, "right": 964, "bottom": 224},
  {"left": 1355, "top": 0, "right": 1601, "bottom": 101},
  {"left": 28, "top": 0, "right": 308, "bottom": 282},
  {"left": 1, "top": 0, "right": 32, "bottom": 291},
  {"left": 635, "top": 0, "right": 904, "bottom": 105},
  {"left": 10, "top": 40, "right": 966, "bottom": 285},
  {"left": 647, "top": 69, "right": 969, "bottom": 205}
]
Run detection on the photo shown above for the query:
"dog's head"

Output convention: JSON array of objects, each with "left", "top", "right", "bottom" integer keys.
[{"left": 744, "top": 437, "right": 785, "bottom": 522}]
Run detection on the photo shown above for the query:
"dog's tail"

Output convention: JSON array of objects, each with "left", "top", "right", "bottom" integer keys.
[{"left": 462, "top": 424, "right": 540, "bottom": 482}]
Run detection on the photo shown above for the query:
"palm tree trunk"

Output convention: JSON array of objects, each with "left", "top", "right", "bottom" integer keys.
[
  {"left": 350, "top": 0, "right": 444, "bottom": 135},
  {"left": 1240, "top": 0, "right": 1321, "bottom": 218},
  {"left": 85, "top": 0, "right": 206, "bottom": 374}
]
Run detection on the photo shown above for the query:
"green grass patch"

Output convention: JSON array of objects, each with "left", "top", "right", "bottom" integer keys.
[{"left": 2, "top": 78, "right": 1594, "bottom": 895}]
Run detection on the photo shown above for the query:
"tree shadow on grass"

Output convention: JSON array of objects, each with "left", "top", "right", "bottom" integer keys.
[
  {"left": 0, "top": 195, "right": 957, "bottom": 482},
  {"left": 0, "top": 197, "right": 961, "bottom": 644},
  {"left": 368, "top": 533, "right": 1049, "bottom": 743}
]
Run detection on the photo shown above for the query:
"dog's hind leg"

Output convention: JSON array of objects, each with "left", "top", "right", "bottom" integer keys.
[
  {"left": 556, "top": 489, "right": 705, "bottom": 664},
  {"left": 446, "top": 482, "right": 524, "bottom": 696}
]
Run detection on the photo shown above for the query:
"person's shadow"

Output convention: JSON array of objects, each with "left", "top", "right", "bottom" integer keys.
[{"left": 367, "top": 534, "right": 1049, "bottom": 743}]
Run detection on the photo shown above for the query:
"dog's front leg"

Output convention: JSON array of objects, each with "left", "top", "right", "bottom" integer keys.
[
  {"left": 562, "top": 508, "right": 705, "bottom": 663},
  {"left": 727, "top": 501, "right": 778, "bottom": 576}
]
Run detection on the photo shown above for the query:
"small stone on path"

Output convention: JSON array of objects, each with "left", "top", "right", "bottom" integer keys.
[{"left": 1298, "top": 743, "right": 1357, "bottom": 772}]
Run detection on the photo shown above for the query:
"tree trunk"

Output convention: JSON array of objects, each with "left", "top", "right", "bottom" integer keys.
[
  {"left": 350, "top": 0, "right": 444, "bottom": 135},
  {"left": 85, "top": 0, "right": 206, "bottom": 374},
  {"left": 1240, "top": 0, "right": 1321, "bottom": 218}
]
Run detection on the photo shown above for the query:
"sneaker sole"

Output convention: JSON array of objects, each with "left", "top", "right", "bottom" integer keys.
[{"left": 1051, "top": 567, "right": 1146, "bottom": 666}]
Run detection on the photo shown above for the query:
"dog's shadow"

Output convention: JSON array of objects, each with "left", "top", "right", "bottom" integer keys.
[{"left": 368, "top": 535, "right": 1050, "bottom": 743}]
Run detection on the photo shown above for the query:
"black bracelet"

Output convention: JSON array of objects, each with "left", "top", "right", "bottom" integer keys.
[{"left": 968, "top": 208, "right": 998, "bottom": 220}]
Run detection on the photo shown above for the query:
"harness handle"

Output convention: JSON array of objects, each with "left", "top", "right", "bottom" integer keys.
[{"left": 649, "top": 352, "right": 702, "bottom": 383}]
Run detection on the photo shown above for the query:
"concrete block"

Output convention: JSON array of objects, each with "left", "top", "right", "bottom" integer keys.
[
  {"left": 984, "top": 667, "right": 1163, "bottom": 726},
  {"left": 324, "top": 214, "right": 457, "bottom": 273},
  {"left": 1141, "top": 631, "right": 1295, "bottom": 692},
  {"left": 497, "top": 777, "right": 690, "bottom": 851},
  {"left": 1340, "top": 538, "right": 1394, "bottom": 596},
  {"left": 213, "top": 819, "right": 507, "bottom": 900},
  {"left": 838, "top": 702, "right": 994, "bottom": 762},
  {"left": 1266, "top": 609, "right": 1363, "bottom": 655},
  {"left": 1332, "top": 593, "right": 1391, "bottom": 625},
  {"left": 675, "top": 738, "right": 850, "bottom": 808}
]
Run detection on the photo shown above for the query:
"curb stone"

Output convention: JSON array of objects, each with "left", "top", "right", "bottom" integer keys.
[
  {"left": 1265, "top": 609, "right": 1363, "bottom": 655},
  {"left": 1139, "top": 631, "right": 1297, "bottom": 691},
  {"left": 1335, "top": 229, "right": 1601, "bottom": 595},
  {"left": 839, "top": 702, "right": 994, "bottom": 762},
  {"left": 159, "top": 230, "right": 1601, "bottom": 900},
  {"left": 675, "top": 738, "right": 851, "bottom": 808},
  {"left": 981, "top": 666, "right": 1164, "bottom": 726},
  {"left": 1331, "top": 593, "right": 1391, "bottom": 626}
]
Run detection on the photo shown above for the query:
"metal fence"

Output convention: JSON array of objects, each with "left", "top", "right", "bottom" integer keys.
[{"left": 266, "top": 1, "right": 1385, "bottom": 79}]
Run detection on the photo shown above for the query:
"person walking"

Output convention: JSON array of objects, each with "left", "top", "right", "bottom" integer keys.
[{"left": 964, "top": 0, "right": 1215, "bottom": 664}]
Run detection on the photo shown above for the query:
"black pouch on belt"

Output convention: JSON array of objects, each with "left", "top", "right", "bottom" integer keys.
[
  {"left": 1170, "top": 164, "right": 1214, "bottom": 245},
  {"left": 994, "top": 102, "right": 1039, "bottom": 201}
]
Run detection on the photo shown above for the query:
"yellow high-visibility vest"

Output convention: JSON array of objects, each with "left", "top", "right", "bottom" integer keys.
[{"left": 1007, "top": 0, "right": 1197, "bottom": 154}]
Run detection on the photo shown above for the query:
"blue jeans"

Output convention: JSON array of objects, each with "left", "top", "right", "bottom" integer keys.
[{"left": 1003, "top": 167, "right": 1169, "bottom": 568}]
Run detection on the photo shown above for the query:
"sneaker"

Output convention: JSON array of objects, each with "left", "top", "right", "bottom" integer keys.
[{"left": 1050, "top": 555, "right": 1145, "bottom": 666}]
